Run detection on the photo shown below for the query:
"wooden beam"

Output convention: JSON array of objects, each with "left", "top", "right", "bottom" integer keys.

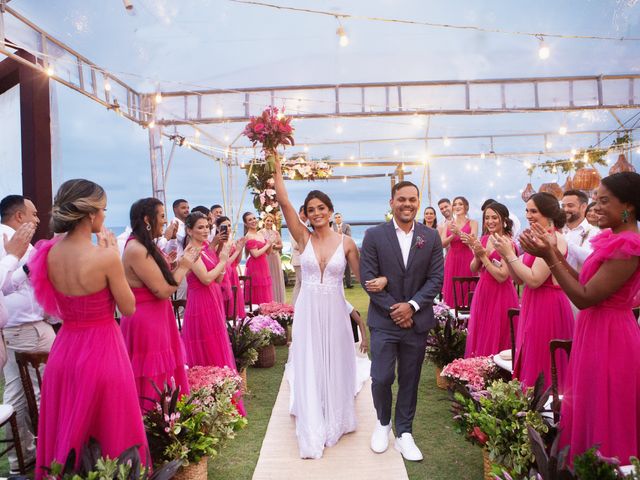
[{"left": 0, "top": 54, "right": 19, "bottom": 95}]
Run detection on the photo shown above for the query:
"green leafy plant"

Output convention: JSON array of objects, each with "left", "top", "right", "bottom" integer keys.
[
  {"left": 426, "top": 307, "right": 467, "bottom": 368},
  {"left": 43, "top": 437, "right": 180, "bottom": 480},
  {"left": 227, "top": 316, "right": 270, "bottom": 372},
  {"left": 144, "top": 380, "right": 247, "bottom": 467}
]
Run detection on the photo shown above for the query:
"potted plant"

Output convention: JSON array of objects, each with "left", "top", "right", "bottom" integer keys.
[
  {"left": 259, "top": 302, "right": 294, "bottom": 345},
  {"left": 441, "top": 356, "right": 502, "bottom": 393},
  {"left": 249, "top": 314, "right": 286, "bottom": 368},
  {"left": 144, "top": 372, "right": 247, "bottom": 480},
  {"left": 44, "top": 437, "right": 181, "bottom": 480},
  {"left": 451, "top": 375, "right": 551, "bottom": 479},
  {"left": 227, "top": 316, "right": 269, "bottom": 389},
  {"left": 426, "top": 303, "right": 467, "bottom": 388}
]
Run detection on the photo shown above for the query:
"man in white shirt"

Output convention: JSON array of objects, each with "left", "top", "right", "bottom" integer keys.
[
  {"left": 163, "top": 199, "right": 190, "bottom": 299},
  {"left": 0, "top": 195, "right": 56, "bottom": 472},
  {"left": 209, "top": 204, "right": 223, "bottom": 239},
  {"left": 561, "top": 189, "right": 599, "bottom": 272}
]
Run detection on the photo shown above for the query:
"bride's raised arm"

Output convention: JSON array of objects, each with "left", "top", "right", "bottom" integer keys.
[{"left": 273, "top": 155, "right": 310, "bottom": 247}]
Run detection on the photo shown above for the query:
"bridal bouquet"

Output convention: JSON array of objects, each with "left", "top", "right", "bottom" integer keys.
[{"left": 243, "top": 106, "right": 294, "bottom": 173}]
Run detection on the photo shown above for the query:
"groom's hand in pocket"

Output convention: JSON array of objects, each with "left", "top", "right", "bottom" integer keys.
[{"left": 390, "top": 303, "right": 414, "bottom": 328}]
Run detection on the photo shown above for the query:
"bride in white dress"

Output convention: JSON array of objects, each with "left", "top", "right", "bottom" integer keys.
[{"left": 272, "top": 155, "right": 371, "bottom": 459}]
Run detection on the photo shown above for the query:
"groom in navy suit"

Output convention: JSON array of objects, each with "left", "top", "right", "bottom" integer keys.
[{"left": 360, "top": 181, "right": 444, "bottom": 461}]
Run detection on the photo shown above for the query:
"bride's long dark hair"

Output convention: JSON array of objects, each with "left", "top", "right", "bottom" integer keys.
[{"left": 130, "top": 198, "right": 177, "bottom": 286}]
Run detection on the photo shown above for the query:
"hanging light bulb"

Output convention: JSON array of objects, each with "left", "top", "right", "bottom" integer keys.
[
  {"left": 154, "top": 92, "right": 162, "bottom": 104},
  {"left": 546, "top": 141, "right": 553, "bottom": 149},
  {"left": 342, "top": 176, "right": 347, "bottom": 182},
  {"left": 336, "top": 24, "right": 349, "bottom": 47},
  {"left": 45, "top": 65, "right": 55, "bottom": 77},
  {"left": 571, "top": 148, "right": 577, "bottom": 156},
  {"left": 480, "top": 152, "right": 486, "bottom": 160},
  {"left": 443, "top": 137, "right": 451, "bottom": 147},
  {"left": 224, "top": 134, "right": 230, "bottom": 142},
  {"left": 538, "top": 36, "right": 550, "bottom": 60},
  {"left": 340, "top": 162, "right": 345, "bottom": 167},
  {"left": 393, "top": 149, "right": 399, "bottom": 156},
  {"left": 336, "top": 125, "right": 343, "bottom": 134},
  {"left": 349, "top": 155, "right": 355, "bottom": 160},
  {"left": 194, "top": 129, "right": 201, "bottom": 138},
  {"left": 104, "top": 82, "right": 112, "bottom": 92},
  {"left": 147, "top": 120, "right": 155, "bottom": 129},
  {"left": 303, "top": 145, "right": 309, "bottom": 152},
  {"left": 558, "top": 125, "right": 568, "bottom": 135},
  {"left": 216, "top": 107, "right": 224, "bottom": 117}
]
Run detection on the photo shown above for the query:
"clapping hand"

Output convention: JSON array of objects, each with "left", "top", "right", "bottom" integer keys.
[
  {"left": 490, "top": 232, "right": 514, "bottom": 258},
  {"left": 219, "top": 239, "right": 232, "bottom": 262},
  {"left": 166, "top": 250, "right": 178, "bottom": 268},
  {"left": 448, "top": 220, "right": 461, "bottom": 236},
  {"left": 178, "top": 244, "right": 201, "bottom": 269},
  {"left": 4, "top": 222, "right": 36, "bottom": 259},
  {"left": 96, "top": 227, "right": 118, "bottom": 253},
  {"left": 164, "top": 220, "right": 178, "bottom": 241},
  {"left": 364, "top": 276, "right": 388, "bottom": 293},
  {"left": 519, "top": 226, "right": 553, "bottom": 259},
  {"left": 236, "top": 236, "right": 247, "bottom": 250}
]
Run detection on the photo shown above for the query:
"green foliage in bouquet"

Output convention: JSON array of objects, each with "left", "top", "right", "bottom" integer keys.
[
  {"left": 426, "top": 308, "right": 467, "bottom": 368},
  {"left": 227, "top": 317, "right": 270, "bottom": 372},
  {"left": 144, "top": 380, "right": 246, "bottom": 467},
  {"left": 43, "top": 437, "right": 180, "bottom": 480}
]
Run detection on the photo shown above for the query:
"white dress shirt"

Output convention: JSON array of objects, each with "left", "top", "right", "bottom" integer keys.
[
  {"left": 0, "top": 224, "right": 45, "bottom": 328},
  {"left": 562, "top": 218, "right": 599, "bottom": 271},
  {"left": 392, "top": 218, "right": 420, "bottom": 312},
  {"left": 0, "top": 254, "right": 20, "bottom": 328},
  {"left": 162, "top": 218, "right": 186, "bottom": 255}
]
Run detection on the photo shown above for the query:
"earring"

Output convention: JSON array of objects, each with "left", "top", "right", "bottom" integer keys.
[
  {"left": 146, "top": 223, "right": 151, "bottom": 231},
  {"left": 622, "top": 210, "right": 630, "bottom": 223}
]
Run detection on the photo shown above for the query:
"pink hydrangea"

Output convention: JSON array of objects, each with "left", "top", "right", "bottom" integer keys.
[
  {"left": 259, "top": 302, "right": 294, "bottom": 316},
  {"left": 187, "top": 365, "right": 241, "bottom": 391},
  {"left": 248, "top": 314, "right": 286, "bottom": 338},
  {"left": 441, "top": 356, "right": 498, "bottom": 392}
]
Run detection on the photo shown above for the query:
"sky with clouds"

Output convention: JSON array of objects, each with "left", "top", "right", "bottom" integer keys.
[{"left": 1, "top": 0, "right": 640, "bottom": 229}]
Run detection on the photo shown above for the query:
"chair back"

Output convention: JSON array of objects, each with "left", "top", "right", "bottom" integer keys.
[
  {"left": 451, "top": 276, "right": 479, "bottom": 318},
  {"left": 14, "top": 351, "right": 49, "bottom": 436},
  {"left": 227, "top": 286, "right": 239, "bottom": 324},
  {"left": 550, "top": 339, "right": 572, "bottom": 424},
  {"left": 239, "top": 275, "right": 254, "bottom": 313},
  {"left": 171, "top": 299, "right": 187, "bottom": 331},
  {"left": 507, "top": 308, "right": 520, "bottom": 361}
]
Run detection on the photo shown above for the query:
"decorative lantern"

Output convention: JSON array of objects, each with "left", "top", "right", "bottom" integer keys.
[
  {"left": 609, "top": 153, "right": 636, "bottom": 175},
  {"left": 521, "top": 183, "right": 536, "bottom": 202},
  {"left": 562, "top": 175, "right": 573, "bottom": 192},
  {"left": 539, "top": 182, "right": 563, "bottom": 200},
  {"left": 573, "top": 167, "right": 601, "bottom": 191}
]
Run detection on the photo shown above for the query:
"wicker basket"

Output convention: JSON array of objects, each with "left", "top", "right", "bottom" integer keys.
[
  {"left": 173, "top": 457, "right": 208, "bottom": 480},
  {"left": 254, "top": 343, "right": 276, "bottom": 368},
  {"left": 240, "top": 369, "right": 247, "bottom": 394},
  {"left": 482, "top": 449, "right": 493, "bottom": 480},
  {"left": 273, "top": 333, "right": 287, "bottom": 346},
  {"left": 435, "top": 367, "right": 451, "bottom": 390}
]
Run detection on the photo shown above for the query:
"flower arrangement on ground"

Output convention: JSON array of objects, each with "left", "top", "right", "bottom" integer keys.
[
  {"left": 259, "top": 301, "right": 295, "bottom": 326},
  {"left": 144, "top": 374, "right": 247, "bottom": 468},
  {"left": 451, "top": 375, "right": 551, "bottom": 478},
  {"left": 426, "top": 303, "right": 467, "bottom": 369},
  {"left": 248, "top": 314, "right": 286, "bottom": 343},
  {"left": 441, "top": 356, "right": 501, "bottom": 393},
  {"left": 44, "top": 438, "right": 180, "bottom": 480},
  {"left": 227, "top": 316, "right": 271, "bottom": 372}
]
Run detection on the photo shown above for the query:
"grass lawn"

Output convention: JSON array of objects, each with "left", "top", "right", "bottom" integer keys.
[{"left": 209, "top": 284, "right": 483, "bottom": 480}]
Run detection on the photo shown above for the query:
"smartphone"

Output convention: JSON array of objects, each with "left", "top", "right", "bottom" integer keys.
[{"left": 219, "top": 224, "right": 229, "bottom": 235}]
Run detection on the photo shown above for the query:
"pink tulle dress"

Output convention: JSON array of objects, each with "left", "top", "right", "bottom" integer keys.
[
  {"left": 181, "top": 248, "right": 245, "bottom": 415},
  {"left": 244, "top": 238, "right": 273, "bottom": 305},
  {"left": 464, "top": 236, "right": 519, "bottom": 358},
  {"left": 560, "top": 230, "right": 640, "bottom": 464},
  {"left": 513, "top": 253, "right": 574, "bottom": 390},
  {"left": 442, "top": 221, "right": 474, "bottom": 306},
  {"left": 28, "top": 238, "right": 148, "bottom": 479},
  {"left": 218, "top": 244, "right": 245, "bottom": 319},
  {"left": 120, "top": 241, "right": 190, "bottom": 411}
]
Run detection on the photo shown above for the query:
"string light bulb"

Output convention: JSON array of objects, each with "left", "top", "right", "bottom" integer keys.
[
  {"left": 443, "top": 137, "right": 451, "bottom": 147},
  {"left": 104, "top": 82, "right": 112, "bottom": 92},
  {"left": 342, "top": 176, "right": 347, "bottom": 182},
  {"left": 558, "top": 125, "right": 568, "bottom": 135},
  {"left": 583, "top": 152, "right": 589, "bottom": 162},
  {"left": 336, "top": 125, "right": 343, "bottom": 134},
  {"left": 194, "top": 129, "right": 201, "bottom": 138},
  {"left": 336, "top": 19, "right": 349, "bottom": 47},
  {"left": 480, "top": 152, "right": 486, "bottom": 159},
  {"left": 304, "top": 145, "right": 309, "bottom": 152},
  {"left": 154, "top": 92, "right": 162, "bottom": 104},
  {"left": 45, "top": 65, "right": 55, "bottom": 76},
  {"left": 147, "top": 120, "right": 155, "bottom": 129},
  {"left": 546, "top": 141, "right": 553, "bottom": 149},
  {"left": 537, "top": 36, "right": 550, "bottom": 60}
]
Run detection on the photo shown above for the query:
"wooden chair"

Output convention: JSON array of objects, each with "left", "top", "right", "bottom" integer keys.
[
  {"left": 550, "top": 340, "right": 572, "bottom": 424},
  {"left": 451, "top": 276, "right": 479, "bottom": 318},
  {"left": 171, "top": 299, "right": 187, "bottom": 332},
  {"left": 633, "top": 307, "right": 639, "bottom": 323},
  {"left": 227, "top": 286, "right": 239, "bottom": 325},
  {"left": 14, "top": 351, "right": 49, "bottom": 438},
  {"left": 239, "top": 275, "right": 255, "bottom": 313},
  {"left": 0, "top": 404, "right": 26, "bottom": 474},
  {"left": 508, "top": 308, "right": 520, "bottom": 362}
]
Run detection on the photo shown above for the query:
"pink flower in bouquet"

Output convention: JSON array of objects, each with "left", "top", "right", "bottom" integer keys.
[{"left": 433, "top": 302, "right": 451, "bottom": 317}]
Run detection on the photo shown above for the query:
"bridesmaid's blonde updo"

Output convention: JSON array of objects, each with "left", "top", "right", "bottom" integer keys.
[{"left": 51, "top": 179, "right": 106, "bottom": 233}]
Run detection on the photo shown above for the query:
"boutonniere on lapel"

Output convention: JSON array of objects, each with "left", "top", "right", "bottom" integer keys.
[{"left": 413, "top": 234, "right": 425, "bottom": 250}]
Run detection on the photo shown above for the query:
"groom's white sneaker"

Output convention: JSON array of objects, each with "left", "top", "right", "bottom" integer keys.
[
  {"left": 370, "top": 420, "right": 392, "bottom": 453},
  {"left": 394, "top": 433, "right": 423, "bottom": 461}
]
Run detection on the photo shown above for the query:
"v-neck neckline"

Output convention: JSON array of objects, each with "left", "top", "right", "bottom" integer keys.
[{"left": 308, "top": 236, "right": 343, "bottom": 284}]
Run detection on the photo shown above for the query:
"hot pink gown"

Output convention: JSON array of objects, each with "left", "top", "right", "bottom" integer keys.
[
  {"left": 560, "top": 230, "right": 640, "bottom": 464},
  {"left": 120, "top": 279, "right": 190, "bottom": 412},
  {"left": 181, "top": 248, "right": 245, "bottom": 415},
  {"left": 218, "top": 245, "right": 245, "bottom": 319},
  {"left": 464, "top": 236, "right": 519, "bottom": 358},
  {"left": 513, "top": 253, "right": 574, "bottom": 390},
  {"left": 28, "top": 238, "right": 148, "bottom": 479},
  {"left": 245, "top": 238, "right": 273, "bottom": 305},
  {"left": 442, "top": 221, "right": 474, "bottom": 306}
]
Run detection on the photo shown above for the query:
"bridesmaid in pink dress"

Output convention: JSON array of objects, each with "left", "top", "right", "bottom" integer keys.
[
  {"left": 493, "top": 192, "right": 574, "bottom": 390},
  {"left": 242, "top": 212, "right": 273, "bottom": 305},
  {"left": 462, "top": 202, "right": 519, "bottom": 357},
  {"left": 28, "top": 179, "right": 148, "bottom": 478},
  {"left": 214, "top": 216, "right": 246, "bottom": 319},
  {"left": 520, "top": 172, "right": 640, "bottom": 465},
  {"left": 181, "top": 213, "right": 246, "bottom": 415},
  {"left": 121, "top": 198, "right": 198, "bottom": 411},
  {"left": 440, "top": 196, "right": 478, "bottom": 306}
]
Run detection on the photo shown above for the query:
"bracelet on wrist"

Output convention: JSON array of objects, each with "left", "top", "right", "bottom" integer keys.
[
  {"left": 507, "top": 257, "right": 518, "bottom": 264},
  {"left": 548, "top": 260, "right": 563, "bottom": 270}
]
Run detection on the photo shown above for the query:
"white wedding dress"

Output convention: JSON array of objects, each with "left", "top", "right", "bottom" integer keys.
[{"left": 286, "top": 235, "right": 371, "bottom": 459}]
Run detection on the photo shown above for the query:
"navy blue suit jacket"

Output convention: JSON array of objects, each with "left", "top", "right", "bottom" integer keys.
[{"left": 360, "top": 220, "right": 444, "bottom": 334}]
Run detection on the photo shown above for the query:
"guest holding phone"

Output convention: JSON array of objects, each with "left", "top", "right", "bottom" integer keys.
[{"left": 214, "top": 216, "right": 246, "bottom": 319}]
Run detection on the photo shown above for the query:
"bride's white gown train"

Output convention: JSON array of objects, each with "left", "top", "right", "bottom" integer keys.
[{"left": 286, "top": 235, "right": 371, "bottom": 459}]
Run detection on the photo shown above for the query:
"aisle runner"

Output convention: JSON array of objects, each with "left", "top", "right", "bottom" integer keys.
[{"left": 252, "top": 375, "right": 409, "bottom": 480}]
